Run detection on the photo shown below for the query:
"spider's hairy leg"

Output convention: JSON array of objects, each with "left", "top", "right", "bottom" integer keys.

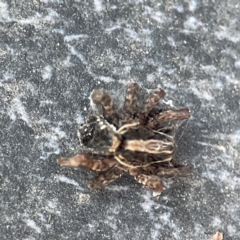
[
  {"left": 87, "top": 164, "right": 127, "bottom": 190},
  {"left": 123, "top": 82, "right": 139, "bottom": 120},
  {"left": 156, "top": 126, "right": 176, "bottom": 135},
  {"left": 91, "top": 89, "right": 119, "bottom": 126},
  {"left": 142, "top": 88, "right": 166, "bottom": 117},
  {"left": 141, "top": 164, "right": 192, "bottom": 178},
  {"left": 116, "top": 122, "right": 140, "bottom": 135},
  {"left": 131, "top": 170, "right": 165, "bottom": 192},
  {"left": 147, "top": 108, "right": 190, "bottom": 128},
  {"left": 57, "top": 154, "right": 116, "bottom": 171}
]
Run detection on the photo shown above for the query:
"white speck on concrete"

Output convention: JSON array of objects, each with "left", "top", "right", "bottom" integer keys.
[
  {"left": 183, "top": 16, "right": 207, "bottom": 33},
  {"left": 94, "top": 0, "right": 105, "bottom": 12},
  {"left": 146, "top": 74, "right": 156, "bottom": 83},
  {"left": 42, "top": 65, "right": 53, "bottom": 81},
  {"left": 24, "top": 219, "right": 41, "bottom": 234},
  {"left": 215, "top": 19, "right": 240, "bottom": 43},
  {"left": 0, "top": 2, "right": 11, "bottom": 22},
  {"left": 75, "top": 111, "right": 84, "bottom": 124},
  {"left": 189, "top": 0, "right": 198, "bottom": 12},
  {"left": 10, "top": 96, "right": 32, "bottom": 127},
  {"left": 55, "top": 175, "right": 83, "bottom": 190},
  {"left": 234, "top": 59, "right": 240, "bottom": 68},
  {"left": 78, "top": 193, "right": 91, "bottom": 204},
  {"left": 64, "top": 34, "right": 88, "bottom": 42}
]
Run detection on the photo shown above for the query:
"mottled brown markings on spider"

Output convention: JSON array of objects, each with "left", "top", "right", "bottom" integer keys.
[
  {"left": 129, "top": 164, "right": 192, "bottom": 178},
  {"left": 147, "top": 108, "right": 190, "bottom": 129},
  {"left": 57, "top": 154, "right": 116, "bottom": 171},
  {"left": 135, "top": 174, "right": 165, "bottom": 192},
  {"left": 124, "top": 82, "right": 139, "bottom": 119},
  {"left": 57, "top": 82, "right": 192, "bottom": 193},
  {"left": 91, "top": 89, "right": 119, "bottom": 126},
  {"left": 87, "top": 164, "right": 126, "bottom": 190},
  {"left": 142, "top": 88, "right": 165, "bottom": 115}
]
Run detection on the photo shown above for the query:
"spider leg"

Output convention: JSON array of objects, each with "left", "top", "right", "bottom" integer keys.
[
  {"left": 141, "top": 88, "right": 166, "bottom": 118},
  {"left": 136, "top": 163, "right": 192, "bottom": 178},
  {"left": 148, "top": 124, "right": 176, "bottom": 133},
  {"left": 129, "top": 163, "right": 192, "bottom": 192},
  {"left": 87, "top": 164, "right": 127, "bottom": 190},
  {"left": 147, "top": 108, "right": 190, "bottom": 129},
  {"left": 129, "top": 169, "right": 165, "bottom": 192},
  {"left": 156, "top": 126, "right": 176, "bottom": 136},
  {"left": 57, "top": 154, "right": 116, "bottom": 171},
  {"left": 123, "top": 82, "right": 139, "bottom": 120},
  {"left": 91, "top": 89, "right": 119, "bottom": 126},
  {"left": 117, "top": 122, "right": 140, "bottom": 135}
]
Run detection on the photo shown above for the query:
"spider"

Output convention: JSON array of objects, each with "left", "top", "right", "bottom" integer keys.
[{"left": 57, "top": 82, "right": 192, "bottom": 193}]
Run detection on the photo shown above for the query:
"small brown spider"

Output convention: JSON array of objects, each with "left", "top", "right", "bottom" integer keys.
[{"left": 57, "top": 82, "right": 192, "bottom": 193}]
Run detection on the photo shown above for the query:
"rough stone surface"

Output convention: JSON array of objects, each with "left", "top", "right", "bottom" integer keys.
[{"left": 0, "top": 1, "right": 240, "bottom": 239}]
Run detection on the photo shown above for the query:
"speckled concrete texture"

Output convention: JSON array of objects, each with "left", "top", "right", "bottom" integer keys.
[{"left": 0, "top": 1, "right": 240, "bottom": 239}]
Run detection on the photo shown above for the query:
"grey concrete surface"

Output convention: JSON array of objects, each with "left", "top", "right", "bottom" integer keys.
[{"left": 0, "top": 0, "right": 240, "bottom": 239}]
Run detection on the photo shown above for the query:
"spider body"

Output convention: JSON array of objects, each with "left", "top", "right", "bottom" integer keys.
[{"left": 57, "top": 82, "right": 191, "bottom": 193}]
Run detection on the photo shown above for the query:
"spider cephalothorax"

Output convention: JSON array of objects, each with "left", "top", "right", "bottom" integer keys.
[{"left": 57, "top": 82, "right": 192, "bottom": 192}]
